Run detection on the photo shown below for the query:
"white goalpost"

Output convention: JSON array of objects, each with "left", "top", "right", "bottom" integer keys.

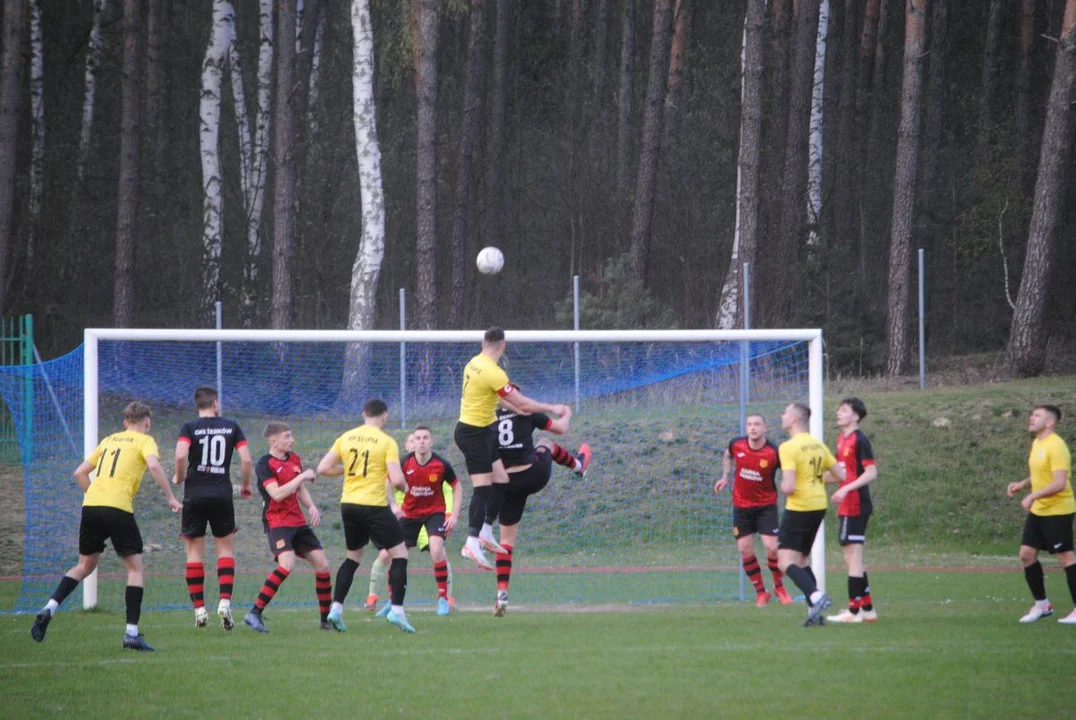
[{"left": 81, "top": 327, "right": 826, "bottom": 610}]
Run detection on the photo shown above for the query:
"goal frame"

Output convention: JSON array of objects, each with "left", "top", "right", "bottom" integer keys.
[{"left": 82, "top": 327, "right": 826, "bottom": 609}]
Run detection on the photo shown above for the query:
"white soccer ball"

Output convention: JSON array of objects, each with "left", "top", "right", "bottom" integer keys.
[{"left": 476, "top": 246, "right": 505, "bottom": 275}]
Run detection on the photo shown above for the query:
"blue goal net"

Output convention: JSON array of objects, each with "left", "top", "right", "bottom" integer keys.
[{"left": 1, "top": 334, "right": 811, "bottom": 614}]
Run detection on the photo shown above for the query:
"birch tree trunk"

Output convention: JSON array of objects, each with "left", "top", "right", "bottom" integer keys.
[
  {"left": 414, "top": 0, "right": 439, "bottom": 330},
  {"left": 883, "top": 0, "right": 927, "bottom": 377},
  {"left": 113, "top": 0, "right": 143, "bottom": 328},
  {"left": 806, "top": 0, "right": 829, "bottom": 248},
  {"left": 449, "top": 0, "right": 487, "bottom": 329},
  {"left": 77, "top": 0, "right": 106, "bottom": 184},
  {"left": 342, "top": 0, "right": 387, "bottom": 392},
  {"left": 1006, "top": 0, "right": 1076, "bottom": 377},
  {"left": 717, "top": 0, "right": 766, "bottom": 330},
  {"left": 199, "top": 0, "right": 235, "bottom": 319},
  {"left": 0, "top": 0, "right": 26, "bottom": 309},
  {"left": 273, "top": 0, "right": 298, "bottom": 330},
  {"left": 617, "top": 0, "right": 636, "bottom": 197},
  {"left": 629, "top": 0, "right": 675, "bottom": 286},
  {"left": 27, "top": 0, "right": 44, "bottom": 266}
]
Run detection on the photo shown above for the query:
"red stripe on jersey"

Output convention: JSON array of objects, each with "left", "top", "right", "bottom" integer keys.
[
  {"left": 837, "top": 430, "right": 875, "bottom": 517},
  {"left": 235, "top": 439, "right": 247, "bottom": 448},
  {"left": 177, "top": 437, "right": 192, "bottom": 445},
  {"left": 728, "top": 438, "right": 780, "bottom": 508},
  {"left": 497, "top": 384, "right": 514, "bottom": 398}
]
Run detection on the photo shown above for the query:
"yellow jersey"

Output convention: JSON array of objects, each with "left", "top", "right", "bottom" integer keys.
[
  {"left": 779, "top": 431, "right": 837, "bottom": 512},
  {"left": 83, "top": 431, "right": 160, "bottom": 513},
  {"left": 1029, "top": 432, "right": 1074, "bottom": 516},
  {"left": 459, "top": 352, "right": 513, "bottom": 427},
  {"left": 333, "top": 425, "right": 400, "bottom": 506}
]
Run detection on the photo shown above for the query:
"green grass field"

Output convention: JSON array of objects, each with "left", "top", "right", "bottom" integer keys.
[{"left": 2, "top": 569, "right": 1075, "bottom": 719}]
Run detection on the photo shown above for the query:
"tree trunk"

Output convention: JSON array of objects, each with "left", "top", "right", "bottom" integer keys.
[
  {"left": 414, "top": 0, "right": 439, "bottom": 330},
  {"left": 113, "top": 0, "right": 143, "bottom": 328},
  {"left": 773, "top": 0, "right": 822, "bottom": 323},
  {"left": 146, "top": 0, "right": 164, "bottom": 168},
  {"left": 1006, "top": 0, "right": 1076, "bottom": 377},
  {"left": 449, "top": 0, "right": 486, "bottom": 329},
  {"left": 200, "top": 0, "right": 235, "bottom": 320},
  {"left": 306, "top": 7, "right": 325, "bottom": 136},
  {"left": 807, "top": 0, "right": 829, "bottom": 248},
  {"left": 342, "top": 0, "right": 388, "bottom": 393},
  {"left": 617, "top": 0, "right": 636, "bottom": 197},
  {"left": 592, "top": 0, "right": 612, "bottom": 100},
  {"left": 272, "top": 0, "right": 298, "bottom": 330},
  {"left": 485, "top": 0, "right": 512, "bottom": 262},
  {"left": 0, "top": 0, "right": 26, "bottom": 311},
  {"left": 851, "top": 0, "right": 880, "bottom": 273},
  {"left": 865, "top": 0, "right": 890, "bottom": 168},
  {"left": 979, "top": 0, "right": 1004, "bottom": 144},
  {"left": 76, "top": 0, "right": 106, "bottom": 184},
  {"left": 833, "top": 0, "right": 861, "bottom": 252},
  {"left": 629, "top": 0, "right": 674, "bottom": 286},
  {"left": 918, "top": 0, "right": 947, "bottom": 203},
  {"left": 1015, "top": 0, "right": 1037, "bottom": 184},
  {"left": 27, "top": 0, "right": 44, "bottom": 268},
  {"left": 717, "top": 0, "right": 766, "bottom": 330},
  {"left": 664, "top": 0, "right": 692, "bottom": 142},
  {"left": 883, "top": 0, "right": 927, "bottom": 377}
]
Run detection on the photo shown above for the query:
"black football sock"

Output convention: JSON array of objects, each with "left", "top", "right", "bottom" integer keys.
[
  {"left": 1024, "top": 561, "right": 1047, "bottom": 602},
  {"left": 125, "top": 585, "right": 144, "bottom": 626},
  {"left": 50, "top": 575, "right": 80, "bottom": 606},
  {"left": 1065, "top": 564, "right": 1076, "bottom": 605},
  {"left": 486, "top": 483, "right": 508, "bottom": 526},
  {"left": 469, "top": 486, "right": 490, "bottom": 536},
  {"left": 861, "top": 572, "right": 874, "bottom": 611},
  {"left": 389, "top": 558, "right": 408, "bottom": 606},
  {"left": 784, "top": 565, "right": 818, "bottom": 602},
  {"left": 333, "top": 558, "right": 360, "bottom": 604}
]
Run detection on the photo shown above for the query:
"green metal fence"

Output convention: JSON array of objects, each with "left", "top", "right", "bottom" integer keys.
[{"left": 0, "top": 314, "right": 33, "bottom": 463}]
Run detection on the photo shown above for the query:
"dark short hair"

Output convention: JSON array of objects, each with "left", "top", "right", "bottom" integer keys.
[
  {"left": 1036, "top": 404, "right": 1063, "bottom": 423},
  {"left": 194, "top": 385, "right": 219, "bottom": 410},
  {"left": 263, "top": 421, "right": 291, "bottom": 438},
  {"left": 124, "top": 402, "right": 152, "bottom": 424},
  {"left": 790, "top": 402, "right": 811, "bottom": 423},
  {"left": 364, "top": 399, "right": 389, "bottom": 417},
  {"left": 413, "top": 425, "right": 432, "bottom": 434},
  {"left": 484, "top": 327, "right": 505, "bottom": 344},
  {"left": 746, "top": 413, "right": 766, "bottom": 424},
  {"left": 841, "top": 397, "right": 868, "bottom": 421}
]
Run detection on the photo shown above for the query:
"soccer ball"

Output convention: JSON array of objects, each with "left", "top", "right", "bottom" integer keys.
[{"left": 476, "top": 247, "right": 504, "bottom": 275}]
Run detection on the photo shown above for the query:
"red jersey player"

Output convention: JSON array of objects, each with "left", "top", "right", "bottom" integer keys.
[{"left": 715, "top": 413, "right": 792, "bottom": 607}]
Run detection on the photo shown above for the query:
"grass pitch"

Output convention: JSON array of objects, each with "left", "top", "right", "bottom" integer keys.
[{"left": 3, "top": 569, "right": 1075, "bottom": 719}]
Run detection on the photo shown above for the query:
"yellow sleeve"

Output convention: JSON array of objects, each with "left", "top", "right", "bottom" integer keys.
[
  {"left": 141, "top": 436, "right": 160, "bottom": 461},
  {"left": 386, "top": 438, "right": 400, "bottom": 464},
  {"left": 1050, "top": 440, "right": 1072, "bottom": 474},
  {"left": 823, "top": 444, "right": 838, "bottom": 470},
  {"left": 487, "top": 363, "right": 511, "bottom": 394},
  {"left": 778, "top": 443, "right": 797, "bottom": 471},
  {"left": 331, "top": 435, "right": 344, "bottom": 459},
  {"left": 86, "top": 441, "right": 105, "bottom": 468}
]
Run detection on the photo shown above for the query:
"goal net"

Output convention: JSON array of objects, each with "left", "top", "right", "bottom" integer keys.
[{"left": 3, "top": 329, "right": 823, "bottom": 613}]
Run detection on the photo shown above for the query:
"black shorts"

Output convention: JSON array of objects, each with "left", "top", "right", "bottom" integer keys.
[
  {"left": 181, "top": 496, "right": 237, "bottom": 538},
  {"left": 266, "top": 525, "right": 322, "bottom": 557},
  {"left": 499, "top": 449, "right": 554, "bottom": 527},
  {"left": 778, "top": 509, "right": 826, "bottom": 555},
  {"left": 400, "top": 513, "right": 447, "bottom": 548},
  {"left": 1021, "top": 512, "right": 1075, "bottom": 554},
  {"left": 838, "top": 513, "right": 871, "bottom": 546},
  {"left": 732, "top": 504, "right": 780, "bottom": 539},
  {"left": 341, "top": 503, "right": 404, "bottom": 551},
  {"left": 79, "top": 506, "right": 144, "bottom": 557},
  {"left": 454, "top": 421, "right": 499, "bottom": 475}
]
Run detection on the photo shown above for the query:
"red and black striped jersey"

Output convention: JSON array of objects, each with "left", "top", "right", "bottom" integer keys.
[
  {"left": 836, "top": 429, "right": 875, "bottom": 517},
  {"left": 400, "top": 452, "right": 459, "bottom": 518},
  {"left": 727, "top": 437, "right": 780, "bottom": 508},
  {"left": 255, "top": 452, "right": 308, "bottom": 530}
]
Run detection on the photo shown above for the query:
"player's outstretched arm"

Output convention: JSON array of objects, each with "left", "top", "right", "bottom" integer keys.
[
  {"left": 147, "top": 455, "right": 183, "bottom": 512},
  {"left": 73, "top": 460, "right": 95, "bottom": 493},
  {"left": 263, "top": 470, "right": 312, "bottom": 501},
  {"left": 236, "top": 445, "right": 255, "bottom": 497},
  {"left": 504, "top": 390, "right": 560, "bottom": 417},
  {"left": 173, "top": 440, "right": 189, "bottom": 485},
  {"left": 316, "top": 450, "right": 344, "bottom": 477}
]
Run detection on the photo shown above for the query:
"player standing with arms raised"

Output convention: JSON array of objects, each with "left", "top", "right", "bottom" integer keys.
[
  {"left": 317, "top": 399, "right": 415, "bottom": 633},
  {"left": 1007, "top": 404, "right": 1076, "bottom": 624},
  {"left": 776, "top": 402, "right": 844, "bottom": 627},
  {"left": 30, "top": 402, "right": 183, "bottom": 651},
  {"left": 714, "top": 414, "right": 791, "bottom": 607},
  {"left": 455, "top": 327, "right": 567, "bottom": 570},
  {"left": 174, "top": 386, "right": 254, "bottom": 630},
  {"left": 826, "top": 398, "right": 879, "bottom": 623}
]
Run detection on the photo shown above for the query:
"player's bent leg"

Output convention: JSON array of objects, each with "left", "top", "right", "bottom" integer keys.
[
  {"left": 32, "top": 554, "right": 101, "bottom": 642},
  {"left": 366, "top": 550, "right": 389, "bottom": 611}
]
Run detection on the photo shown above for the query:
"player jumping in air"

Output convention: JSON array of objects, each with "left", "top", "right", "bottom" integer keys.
[
  {"left": 31, "top": 402, "right": 183, "bottom": 652},
  {"left": 826, "top": 398, "right": 879, "bottom": 623},
  {"left": 243, "top": 422, "right": 334, "bottom": 633},
  {"left": 776, "top": 402, "right": 845, "bottom": 627},
  {"left": 317, "top": 399, "right": 415, "bottom": 633},
  {"left": 174, "top": 386, "right": 254, "bottom": 630},
  {"left": 455, "top": 327, "right": 568, "bottom": 570},
  {"left": 1007, "top": 404, "right": 1076, "bottom": 624},
  {"left": 714, "top": 414, "right": 792, "bottom": 607},
  {"left": 487, "top": 394, "right": 590, "bottom": 616}
]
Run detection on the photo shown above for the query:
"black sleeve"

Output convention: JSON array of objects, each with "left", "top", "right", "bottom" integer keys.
[
  {"left": 178, "top": 421, "right": 193, "bottom": 443},
  {"left": 727, "top": 437, "right": 743, "bottom": 455},
  {"left": 255, "top": 455, "right": 275, "bottom": 485},
  {"left": 232, "top": 420, "right": 247, "bottom": 447},
  {"left": 440, "top": 456, "right": 457, "bottom": 485},
  {"left": 533, "top": 413, "right": 552, "bottom": 431},
  {"left": 856, "top": 431, "right": 875, "bottom": 463}
]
